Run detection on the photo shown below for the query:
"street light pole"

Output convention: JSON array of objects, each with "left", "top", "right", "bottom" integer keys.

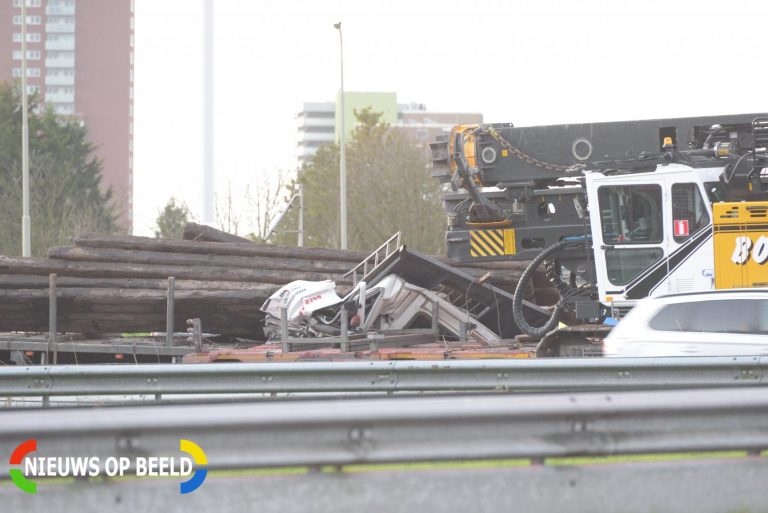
[
  {"left": 334, "top": 21, "right": 347, "bottom": 250},
  {"left": 297, "top": 184, "right": 304, "bottom": 247},
  {"left": 21, "top": 0, "right": 31, "bottom": 257},
  {"left": 202, "top": 0, "right": 215, "bottom": 226}
]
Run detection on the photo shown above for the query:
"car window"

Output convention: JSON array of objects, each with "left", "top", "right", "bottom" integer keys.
[{"left": 649, "top": 298, "right": 768, "bottom": 334}]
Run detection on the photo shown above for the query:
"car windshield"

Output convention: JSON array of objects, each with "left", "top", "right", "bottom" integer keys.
[{"left": 649, "top": 298, "right": 768, "bottom": 334}]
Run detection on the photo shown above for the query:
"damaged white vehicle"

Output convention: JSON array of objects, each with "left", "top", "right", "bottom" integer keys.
[{"left": 260, "top": 274, "right": 501, "bottom": 345}]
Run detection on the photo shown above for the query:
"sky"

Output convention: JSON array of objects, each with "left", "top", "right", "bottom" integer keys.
[{"left": 132, "top": 0, "right": 768, "bottom": 237}]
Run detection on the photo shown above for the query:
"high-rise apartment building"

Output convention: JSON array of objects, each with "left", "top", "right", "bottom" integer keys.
[
  {"left": 296, "top": 92, "right": 482, "bottom": 166},
  {"left": 0, "top": 0, "right": 134, "bottom": 229}
]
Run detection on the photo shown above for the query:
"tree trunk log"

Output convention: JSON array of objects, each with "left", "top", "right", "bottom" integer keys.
[
  {"left": 181, "top": 222, "right": 258, "bottom": 243},
  {"left": 0, "top": 274, "right": 283, "bottom": 291},
  {"left": 48, "top": 245, "right": 354, "bottom": 274},
  {"left": 0, "top": 256, "right": 351, "bottom": 285},
  {"left": 75, "top": 233, "right": 369, "bottom": 262}
]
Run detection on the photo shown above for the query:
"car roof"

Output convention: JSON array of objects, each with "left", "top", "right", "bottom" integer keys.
[{"left": 651, "top": 288, "right": 768, "bottom": 302}]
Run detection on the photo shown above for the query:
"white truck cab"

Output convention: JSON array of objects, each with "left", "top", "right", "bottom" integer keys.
[{"left": 584, "top": 163, "right": 724, "bottom": 317}]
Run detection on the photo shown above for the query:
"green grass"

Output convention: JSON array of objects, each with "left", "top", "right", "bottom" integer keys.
[{"left": 2, "top": 451, "right": 765, "bottom": 486}]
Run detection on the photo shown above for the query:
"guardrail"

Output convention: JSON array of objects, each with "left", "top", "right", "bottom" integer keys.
[
  {"left": 0, "top": 356, "right": 765, "bottom": 398},
  {"left": 1, "top": 387, "right": 767, "bottom": 474},
  {"left": 1, "top": 387, "right": 768, "bottom": 513}
]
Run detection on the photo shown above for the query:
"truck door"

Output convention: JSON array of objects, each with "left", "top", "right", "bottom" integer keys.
[
  {"left": 665, "top": 182, "right": 713, "bottom": 293},
  {"left": 593, "top": 183, "right": 666, "bottom": 302}
]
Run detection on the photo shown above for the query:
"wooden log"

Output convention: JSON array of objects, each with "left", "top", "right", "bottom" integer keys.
[
  {"left": 0, "top": 287, "right": 274, "bottom": 303},
  {"left": 74, "top": 233, "right": 369, "bottom": 262},
  {"left": 0, "top": 311, "right": 266, "bottom": 339},
  {"left": 47, "top": 245, "right": 354, "bottom": 274},
  {"left": 182, "top": 222, "right": 257, "bottom": 244},
  {"left": 0, "top": 256, "right": 351, "bottom": 285},
  {"left": 0, "top": 274, "right": 282, "bottom": 292},
  {"left": 0, "top": 287, "right": 271, "bottom": 338}
]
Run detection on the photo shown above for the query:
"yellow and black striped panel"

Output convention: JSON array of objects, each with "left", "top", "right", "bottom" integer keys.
[{"left": 469, "top": 229, "right": 516, "bottom": 258}]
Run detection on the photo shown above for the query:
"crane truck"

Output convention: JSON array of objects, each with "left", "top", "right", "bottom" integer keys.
[{"left": 431, "top": 113, "right": 768, "bottom": 355}]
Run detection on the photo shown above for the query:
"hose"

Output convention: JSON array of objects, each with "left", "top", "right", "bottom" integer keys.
[{"left": 511, "top": 238, "right": 588, "bottom": 338}]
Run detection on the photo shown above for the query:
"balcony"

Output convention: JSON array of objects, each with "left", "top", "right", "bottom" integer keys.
[
  {"left": 46, "top": 39, "right": 75, "bottom": 51},
  {"left": 297, "top": 131, "right": 334, "bottom": 144},
  {"left": 45, "top": 91, "right": 74, "bottom": 104},
  {"left": 45, "top": 74, "right": 74, "bottom": 86},
  {"left": 45, "top": 55, "right": 75, "bottom": 68},
  {"left": 46, "top": 5, "right": 75, "bottom": 16},
  {"left": 45, "top": 21, "right": 75, "bottom": 33},
  {"left": 299, "top": 116, "right": 335, "bottom": 129}
]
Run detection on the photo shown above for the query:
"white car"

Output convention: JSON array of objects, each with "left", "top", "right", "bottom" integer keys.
[{"left": 603, "top": 289, "right": 768, "bottom": 357}]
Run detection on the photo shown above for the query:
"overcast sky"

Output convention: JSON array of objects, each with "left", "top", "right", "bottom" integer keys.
[{"left": 132, "top": 0, "right": 768, "bottom": 236}]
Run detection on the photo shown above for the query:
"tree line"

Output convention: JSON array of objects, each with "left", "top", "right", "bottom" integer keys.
[
  {"left": 156, "top": 107, "right": 446, "bottom": 254},
  {"left": 0, "top": 81, "right": 118, "bottom": 257},
  {"left": 0, "top": 79, "right": 445, "bottom": 255},
  {"left": 269, "top": 108, "right": 445, "bottom": 254}
]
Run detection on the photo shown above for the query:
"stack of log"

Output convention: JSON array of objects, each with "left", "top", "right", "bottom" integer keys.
[{"left": 0, "top": 225, "right": 554, "bottom": 339}]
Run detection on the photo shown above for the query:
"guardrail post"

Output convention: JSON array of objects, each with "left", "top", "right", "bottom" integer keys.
[
  {"left": 368, "top": 334, "right": 380, "bottom": 354},
  {"left": 187, "top": 318, "right": 203, "bottom": 352},
  {"left": 431, "top": 300, "right": 439, "bottom": 337},
  {"left": 48, "top": 273, "right": 57, "bottom": 365},
  {"left": 166, "top": 277, "right": 175, "bottom": 348},
  {"left": 340, "top": 309, "right": 349, "bottom": 352},
  {"left": 281, "top": 307, "right": 291, "bottom": 354},
  {"left": 358, "top": 281, "right": 366, "bottom": 333}
]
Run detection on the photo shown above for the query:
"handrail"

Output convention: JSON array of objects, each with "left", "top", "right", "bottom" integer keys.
[{"left": 344, "top": 232, "right": 402, "bottom": 285}]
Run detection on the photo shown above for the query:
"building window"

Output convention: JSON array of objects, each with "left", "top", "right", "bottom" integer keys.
[
  {"left": 13, "top": 67, "right": 41, "bottom": 77},
  {"left": 13, "top": 50, "right": 41, "bottom": 60},
  {"left": 27, "top": 85, "right": 40, "bottom": 94},
  {"left": 12, "top": 15, "right": 42, "bottom": 25},
  {"left": 14, "top": 0, "right": 42, "bottom": 7},
  {"left": 13, "top": 32, "right": 41, "bottom": 42}
]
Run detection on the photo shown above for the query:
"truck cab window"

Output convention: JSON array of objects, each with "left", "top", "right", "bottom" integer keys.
[
  {"left": 671, "top": 183, "right": 710, "bottom": 242},
  {"left": 598, "top": 185, "right": 663, "bottom": 244}
]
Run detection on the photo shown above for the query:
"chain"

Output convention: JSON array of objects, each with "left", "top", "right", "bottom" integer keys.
[{"left": 484, "top": 126, "right": 585, "bottom": 173}]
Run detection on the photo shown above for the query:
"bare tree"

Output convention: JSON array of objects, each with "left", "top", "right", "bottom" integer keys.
[
  {"left": 243, "top": 171, "right": 290, "bottom": 242},
  {"left": 215, "top": 181, "right": 242, "bottom": 236},
  {"left": 212, "top": 173, "right": 290, "bottom": 240}
]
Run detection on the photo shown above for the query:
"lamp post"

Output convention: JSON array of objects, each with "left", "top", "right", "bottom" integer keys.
[
  {"left": 202, "top": 0, "right": 214, "bottom": 226},
  {"left": 334, "top": 21, "right": 347, "bottom": 250},
  {"left": 21, "top": 0, "right": 30, "bottom": 257}
]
